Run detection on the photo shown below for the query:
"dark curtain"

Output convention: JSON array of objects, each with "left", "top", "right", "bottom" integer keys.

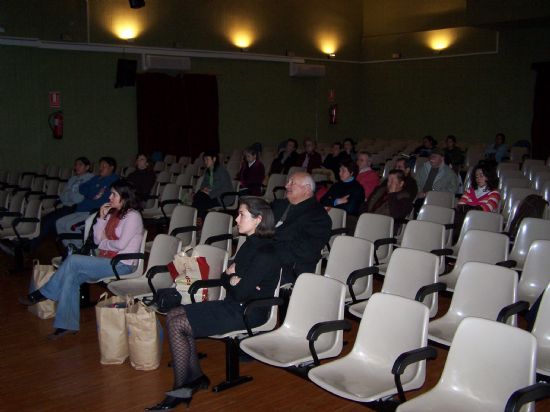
[
  {"left": 136, "top": 73, "right": 219, "bottom": 159},
  {"left": 531, "top": 62, "right": 550, "bottom": 161}
]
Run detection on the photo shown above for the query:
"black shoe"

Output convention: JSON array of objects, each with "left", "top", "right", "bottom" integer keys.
[
  {"left": 144, "top": 396, "right": 191, "bottom": 411},
  {"left": 18, "top": 290, "right": 46, "bottom": 306},
  {"left": 47, "top": 328, "right": 77, "bottom": 340}
]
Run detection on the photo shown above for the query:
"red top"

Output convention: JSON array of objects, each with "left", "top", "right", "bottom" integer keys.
[{"left": 458, "top": 187, "right": 500, "bottom": 212}]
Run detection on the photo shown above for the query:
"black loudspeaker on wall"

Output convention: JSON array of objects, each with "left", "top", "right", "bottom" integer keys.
[{"left": 115, "top": 59, "right": 137, "bottom": 88}]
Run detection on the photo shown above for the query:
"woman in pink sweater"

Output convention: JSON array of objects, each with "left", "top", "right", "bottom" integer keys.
[{"left": 19, "top": 180, "right": 144, "bottom": 339}]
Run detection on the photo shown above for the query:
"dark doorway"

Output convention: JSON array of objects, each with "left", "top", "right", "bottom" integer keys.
[
  {"left": 531, "top": 62, "right": 550, "bottom": 161},
  {"left": 136, "top": 73, "right": 219, "bottom": 159}
]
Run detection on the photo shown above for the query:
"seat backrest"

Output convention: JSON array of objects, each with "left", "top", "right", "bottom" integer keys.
[
  {"left": 454, "top": 230, "right": 509, "bottom": 274},
  {"left": 531, "top": 283, "right": 550, "bottom": 365},
  {"left": 200, "top": 211, "right": 233, "bottom": 252},
  {"left": 191, "top": 244, "right": 229, "bottom": 301},
  {"left": 518, "top": 240, "right": 550, "bottom": 306},
  {"left": 1, "top": 191, "right": 26, "bottom": 227},
  {"left": 417, "top": 204, "right": 455, "bottom": 247},
  {"left": 497, "top": 162, "right": 520, "bottom": 178},
  {"left": 437, "top": 317, "right": 536, "bottom": 409},
  {"left": 17, "top": 199, "right": 42, "bottom": 237},
  {"left": 532, "top": 172, "right": 550, "bottom": 191},
  {"left": 510, "top": 217, "right": 550, "bottom": 268},
  {"left": 424, "top": 191, "right": 455, "bottom": 209},
  {"left": 454, "top": 210, "right": 503, "bottom": 249},
  {"left": 147, "top": 234, "right": 181, "bottom": 271},
  {"left": 449, "top": 261, "right": 517, "bottom": 323},
  {"left": 412, "top": 157, "right": 428, "bottom": 176},
  {"left": 263, "top": 173, "right": 287, "bottom": 202},
  {"left": 168, "top": 205, "right": 197, "bottom": 247},
  {"left": 354, "top": 293, "right": 429, "bottom": 384},
  {"left": 327, "top": 207, "right": 347, "bottom": 248},
  {"left": 354, "top": 213, "right": 394, "bottom": 262},
  {"left": 284, "top": 273, "right": 346, "bottom": 350},
  {"left": 503, "top": 188, "right": 538, "bottom": 221},
  {"left": 401, "top": 220, "right": 445, "bottom": 253},
  {"left": 153, "top": 161, "right": 165, "bottom": 173},
  {"left": 324, "top": 236, "right": 374, "bottom": 300},
  {"left": 382, "top": 248, "right": 439, "bottom": 316}
]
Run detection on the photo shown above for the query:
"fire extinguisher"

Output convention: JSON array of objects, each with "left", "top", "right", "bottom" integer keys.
[
  {"left": 48, "top": 110, "right": 64, "bottom": 139},
  {"left": 329, "top": 104, "right": 338, "bottom": 125}
]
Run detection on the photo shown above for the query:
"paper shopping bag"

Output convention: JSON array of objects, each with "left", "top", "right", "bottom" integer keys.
[
  {"left": 95, "top": 292, "right": 129, "bottom": 365},
  {"left": 28, "top": 260, "right": 57, "bottom": 319},
  {"left": 126, "top": 301, "right": 162, "bottom": 371}
]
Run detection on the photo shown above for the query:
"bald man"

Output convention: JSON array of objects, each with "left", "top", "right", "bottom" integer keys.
[{"left": 271, "top": 172, "right": 331, "bottom": 284}]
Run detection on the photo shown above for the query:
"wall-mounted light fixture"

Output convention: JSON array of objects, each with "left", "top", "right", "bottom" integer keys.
[
  {"left": 327, "top": 53, "right": 336, "bottom": 59},
  {"left": 426, "top": 29, "right": 456, "bottom": 52},
  {"left": 317, "top": 31, "right": 339, "bottom": 59},
  {"left": 129, "top": 0, "right": 145, "bottom": 9},
  {"left": 230, "top": 30, "right": 254, "bottom": 51}
]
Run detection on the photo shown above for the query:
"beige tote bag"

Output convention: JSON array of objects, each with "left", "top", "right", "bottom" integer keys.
[
  {"left": 126, "top": 301, "right": 162, "bottom": 371},
  {"left": 95, "top": 292, "right": 129, "bottom": 365},
  {"left": 28, "top": 260, "right": 57, "bottom": 319}
]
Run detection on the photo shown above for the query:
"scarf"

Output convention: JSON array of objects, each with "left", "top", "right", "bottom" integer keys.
[{"left": 99, "top": 211, "right": 122, "bottom": 258}]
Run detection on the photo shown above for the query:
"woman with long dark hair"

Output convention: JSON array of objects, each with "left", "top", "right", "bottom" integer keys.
[
  {"left": 457, "top": 162, "right": 500, "bottom": 212},
  {"left": 19, "top": 179, "right": 144, "bottom": 339},
  {"left": 145, "top": 197, "right": 281, "bottom": 410}
]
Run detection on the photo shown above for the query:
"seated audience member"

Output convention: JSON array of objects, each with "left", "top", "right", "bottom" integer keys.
[
  {"left": 144, "top": 197, "right": 280, "bottom": 411},
  {"left": 485, "top": 132, "right": 509, "bottom": 163},
  {"left": 394, "top": 157, "right": 418, "bottom": 200},
  {"left": 272, "top": 172, "right": 331, "bottom": 284},
  {"left": 414, "top": 148, "right": 458, "bottom": 213},
  {"left": 294, "top": 138, "right": 322, "bottom": 174},
  {"left": 55, "top": 156, "right": 119, "bottom": 243},
  {"left": 192, "top": 150, "right": 233, "bottom": 221},
  {"left": 20, "top": 180, "right": 144, "bottom": 339},
  {"left": 322, "top": 142, "right": 350, "bottom": 180},
  {"left": 444, "top": 135, "right": 465, "bottom": 174},
  {"left": 269, "top": 138, "right": 299, "bottom": 175},
  {"left": 30, "top": 156, "right": 93, "bottom": 249},
  {"left": 412, "top": 135, "right": 436, "bottom": 158},
  {"left": 363, "top": 169, "right": 414, "bottom": 233},
  {"left": 321, "top": 159, "right": 365, "bottom": 216},
  {"left": 236, "top": 146, "right": 265, "bottom": 196},
  {"left": 342, "top": 138, "right": 357, "bottom": 162},
  {"left": 127, "top": 153, "right": 156, "bottom": 202},
  {"left": 356, "top": 151, "right": 380, "bottom": 200}
]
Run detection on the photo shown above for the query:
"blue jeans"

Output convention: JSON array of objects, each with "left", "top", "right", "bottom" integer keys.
[{"left": 40, "top": 254, "right": 134, "bottom": 331}]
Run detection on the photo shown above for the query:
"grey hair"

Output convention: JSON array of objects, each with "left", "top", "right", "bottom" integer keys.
[{"left": 302, "top": 173, "right": 316, "bottom": 193}]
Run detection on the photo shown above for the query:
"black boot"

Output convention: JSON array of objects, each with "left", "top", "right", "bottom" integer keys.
[
  {"left": 144, "top": 396, "right": 191, "bottom": 411},
  {"left": 18, "top": 290, "right": 47, "bottom": 306}
]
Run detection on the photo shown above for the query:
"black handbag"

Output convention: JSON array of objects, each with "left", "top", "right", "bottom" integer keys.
[{"left": 154, "top": 288, "right": 182, "bottom": 313}]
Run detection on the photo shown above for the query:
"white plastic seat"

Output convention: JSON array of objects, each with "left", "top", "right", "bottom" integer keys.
[
  {"left": 199, "top": 211, "right": 233, "bottom": 253},
  {"left": 309, "top": 293, "right": 431, "bottom": 404},
  {"left": 508, "top": 217, "right": 550, "bottom": 271},
  {"left": 145, "top": 205, "right": 197, "bottom": 253},
  {"left": 353, "top": 213, "right": 394, "bottom": 266},
  {"left": 542, "top": 180, "right": 550, "bottom": 203},
  {"left": 398, "top": 220, "right": 446, "bottom": 273},
  {"left": 452, "top": 210, "right": 503, "bottom": 255},
  {"left": 209, "top": 180, "right": 240, "bottom": 212},
  {"left": 532, "top": 283, "right": 550, "bottom": 377},
  {"left": 429, "top": 262, "right": 519, "bottom": 346},
  {"left": 424, "top": 191, "right": 455, "bottom": 209},
  {"left": 142, "top": 182, "right": 181, "bottom": 220},
  {"left": 518, "top": 240, "right": 550, "bottom": 307},
  {"left": 497, "top": 162, "right": 521, "bottom": 178},
  {"left": 240, "top": 273, "right": 347, "bottom": 368},
  {"left": 502, "top": 188, "right": 539, "bottom": 222},
  {"left": 531, "top": 171, "right": 550, "bottom": 191},
  {"left": 501, "top": 177, "right": 531, "bottom": 200},
  {"left": 0, "top": 191, "right": 26, "bottom": 230},
  {"left": 262, "top": 173, "right": 287, "bottom": 202},
  {"left": 349, "top": 248, "right": 440, "bottom": 318},
  {"left": 442, "top": 230, "right": 509, "bottom": 291},
  {"left": 417, "top": 204, "right": 455, "bottom": 248},
  {"left": 397, "top": 317, "right": 537, "bottom": 412},
  {"left": 323, "top": 236, "right": 375, "bottom": 302},
  {"left": 108, "top": 240, "right": 227, "bottom": 300}
]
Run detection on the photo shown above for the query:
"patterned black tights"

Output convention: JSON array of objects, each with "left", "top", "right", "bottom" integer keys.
[{"left": 166, "top": 306, "right": 203, "bottom": 388}]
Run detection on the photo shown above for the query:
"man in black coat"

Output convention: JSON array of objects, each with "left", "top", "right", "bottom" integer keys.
[{"left": 272, "top": 172, "right": 331, "bottom": 284}]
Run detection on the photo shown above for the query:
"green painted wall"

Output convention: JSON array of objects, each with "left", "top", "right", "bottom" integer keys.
[{"left": 361, "top": 27, "right": 550, "bottom": 146}]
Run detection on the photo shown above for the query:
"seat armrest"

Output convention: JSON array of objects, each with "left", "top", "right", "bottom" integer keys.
[
  {"left": 159, "top": 199, "right": 183, "bottom": 218},
  {"left": 179, "top": 185, "right": 193, "bottom": 190},
  {"left": 11, "top": 217, "right": 40, "bottom": 239},
  {"left": 204, "top": 233, "right": 233, "bottom": 245},
  {"left": 145, "top": 264, "right": 170, "bottom": 295},
  {"left": 307, "top": 320, "right": 352, "bottom": 365},
  {"left": 0, "top": 211, "right": 22, "bottom": 218},
  {"left": 497, "top": 301, "right": 529, "bottom": 323},
  {"left": 443, "top": 223, "right": 454, "bottom": 230},
  {"left": 40, "top": 194, "right": 60, "bottom": 200},
  {"left": 169, "top": 225, "right": 198, "bottom": 237},
  {"left": 505, "top": 382, "right": 550, "bottom": 412},
  {"left": 392, "top": 346, "right": 437, "bottom": 403},
  {"left": 219, "top": 191, "right": 239, "bottom": 210},
  {"left": 430, "top": 248, "right": 453, "bottom": 257},
  {"left": 272, "top": 186, "right": 286, "bottom": 199},
  {"left": 373, "top": 237, "right": 397, "bottom": 265},
  {"left": 110, "top": 253, "right": 146, "bottom": 280},
  {"left": 394, "top": 217, "right": 409, "bottom": 226},
  {"left": 330, "top": 227, "right": 348, "bottom": 236},
  {"left": 496, "top": 259, "right": 517, "bottom": 268},
  {"left": 188, "top": 279, "right": 224, "bottom": 303},
  {"left": 346, "top": 266, "right": 379, "bottom": 303},
  {"left": 242, "top": 297, "right": 285, "bottom": 336},
  {"left": 415, "top": 282, "right": 447, "bottom": 303}
]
